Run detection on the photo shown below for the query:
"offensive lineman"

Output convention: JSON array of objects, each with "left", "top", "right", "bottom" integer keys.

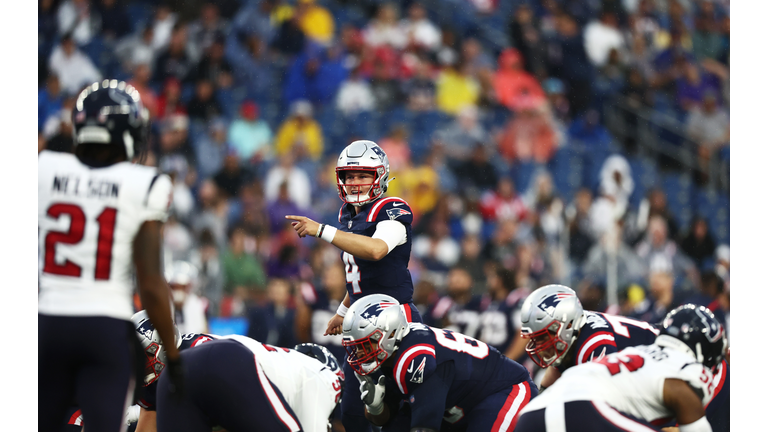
[
  {"left": 515, "top": 304, "right": 727, "bottom": 432},
  {"left": 39, "top": 80, "right": 181, "bottom": 432},
  {"left": 287, "top": 140, "right": 422, "bottom": 431}
]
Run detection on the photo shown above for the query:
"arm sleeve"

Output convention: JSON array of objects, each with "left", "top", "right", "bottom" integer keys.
[
  {"left": 142, "top": 173, "right": 172, "bottom": 222},
  {"left": 372, "top": 220, "right": 408, "bottom": 254}
]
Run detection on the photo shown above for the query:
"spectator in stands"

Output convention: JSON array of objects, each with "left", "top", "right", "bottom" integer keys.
[
  {"left": 364, "top": 3, "right": 407, "bottom": 49},
  {"left": 400, "top": 162, "right": 441, "bottom": 216},
  {"left": 452, "top": 143, "right": 499, "bottom": 194},
  {"left": 225, "top": 32, "right": 272, "bottom": 100},
  {"left": 462, "top": 37, "right": 494, "bottom": 76},
  {"left": 274, "top": 100, "right": 324, "bottom": 161},
  {"left": 232, "top": 0, "right": 277, "bottom": 45},
  {"left": 114, "top": 26, "right": 156, "bottom": 74},
  {"left": 153, "top": 23, "right": 195, "bottom": 84},
  {"left": 565, "top": 188, "right": 595, "bottom": 265},
  {"left": 192, "top": 179, "right": 229, "bottom": 250},
  {"left": 42, "top": 95, "right": 77, "bottom": 154},
  {"left": 497, "top": 99, "right": 558, "bottom": 164},
  {"left": 508, "top": 3, "right": 548, "bottom": 78},
  {"left": 378, "top": 126, "right": 412, "bottom": 172},
  {"left": 582, "top": 219, "right": 647, "bottom": 289},
  {"left": 284, "top": 44, "right": 347, "bottom": 106},
  {"left": 567, "top": 108, "right": 613, "bottom": 148},
  {"left": 633, "top": 188, "right": 679, "bottom": 243},
  {"left": 402, "top": 58, "right": 436, "bottom": 111},
  {"left": 456, "top": 234, "right": 487, "bottom": 294},
  {"left": 636, "top": 215, "right": 697, "bottom": 282},
  {"left": 187, "top": 2, "right": 229, "bottom": 63},
  {"left": 95, "top": 0, "right": 131, "bottom": 41},
  {"left": 414, "top": 220, "right": 461, "bottom": 273},
  {"left": 271, "top": 12, "right": 306, "bottom": 56},
  {"left": 264, "top": 153, "right": 312, "bottom": 210},
  {"left": 266, "top": 181, "right": 305, "bottom": 235},
  {"left": 630, "top": 255, "right": 677, "bottom": 324},
  {"left": 128, "top": 63, "right": 159, "bottom": 118},
  {"left": 151, "top": 3, "right": 178, "bottom": 51},
  {"left": 651, "top": 28, "right": 694, "bottom": 95},
  {"left": 400, "top": 2, "right": 441, "bottom": 52},
  {"left": 38, "top": 74, "right": 63, "bottom": 132},
  {"left": 156, "top": 78, "right": 187, "bottom": 121},
  {"left": 39, "top": 0, "right": 58, "bottom": 46},
  {"left": 295, "top": 0, "right": 335, "bottom": 45},
  {"left": 190, "top": 229, "right": 224, "bottom": 316},
  {"left": 188, "top": 35, "right": 233, "bottom": 88},
  {"left": 159, "top": 155, "right": 195, "bottom": 221},
  {"left": 583, "top": 11, "right": 627, "bottom": 68},
  {"left": 194, "top": 118, "right": 229, "bottom": 180},
  {"left": 436, "top": 59, "right": 480, "bottom": 115},
  {"left": 492, "top": 48, "right": 545, "bottom": 112},
  {"left": 685, "top": 91, "right": 729, "bottom": 183},
  {"left": 57, "top": 0, "right": 98, "bottom": 45},
  {"left": 167, "top": 261, "right": 209, "bottom": 334},
  {"left": 369, "top": 61, "right": 403, "bottom": 112},
  {"left": 692, "top": 1, "right": 725, "bottom": 61},
  {"left": 48, "top": 34, "right": 102, "bottom": 95},
  {"left": 679, "top": 216, "right": 717, "bottom": 270},
  {"left": 187, "top": 79, "right": 223, "bottom": 122},
  {"left": 433, "top": 105, "right": 489, "bottom": 161},
  {"left": 248, "top": 278, "right": 297, "bottom": 347},
  {"left": 675, "top": 60, "right": 721, "bottom": 112},
  {"left": 479, "top": 177, "right": 528, "bottom": 223},
  {"left": 335, "top": 66, "right": 375, "bottom": 115},
  {"left": 549, "top": 12, "right": 593, "bottom": 115},
  {"left": 228, "top": 101, "right": 273, "bottom": 164},
  {"left": 213, "top": 152, "right": 247, "bottom": 199},
  {"left": 222, "top": 225, "right": 268, "bottom": 296}
]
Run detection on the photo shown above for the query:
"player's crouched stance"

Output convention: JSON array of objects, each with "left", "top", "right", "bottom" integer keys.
[
  {"left": 155, "top": 335, "right": 344, "bottom": 432},
  {"left": 342, "top": 294, "right": 537, "bottom": 432},
  {"left": 515, "top": 304, "right": 727, "bottom": 432}
]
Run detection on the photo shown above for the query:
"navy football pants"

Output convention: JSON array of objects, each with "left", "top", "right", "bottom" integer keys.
[
  {"left": 342, "top": 303, "right": 422, "bottom": 432},
  {"left": 515, "top": 400, "right": 661, "bottom": 432},
  {"left": 156, "top": 338, "right": 302, "bottom": 432},
  {"left": 39, "top": 314, "right": 139, "bottom": 432}
]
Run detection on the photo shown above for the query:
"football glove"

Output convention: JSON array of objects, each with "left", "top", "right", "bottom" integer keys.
[{"left": 356, "top": 372, "right": 387, "bottom": 415}]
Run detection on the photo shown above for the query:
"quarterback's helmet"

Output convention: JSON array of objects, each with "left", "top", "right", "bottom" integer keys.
[
  {"left": 657, "top": 304, "right": 727, "bottom": 371},
  {"left": 131, "top": 310, "right": 181, "bottom": 386},
  {"left": 336, "top": 140, "right": 391, "bottom": 206},
  {"left": 519, "top": 284, "right": 585, "bottom": 368},
  {"left": 294, "top": 343, "right": 345, "bottom": 383},
  {"left": 341, "top": 294, "right": 410, "bottom": 375},
  {"left": 72, "top": 80, "right": 150, "bottom": 162},
  {"left": 165, "top": 261, "right": 199, "bottom": 304}
]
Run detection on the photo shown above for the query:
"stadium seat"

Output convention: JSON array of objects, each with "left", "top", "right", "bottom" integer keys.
[{"left": 550, "top": 147, "right": 584, "bottom": 203}]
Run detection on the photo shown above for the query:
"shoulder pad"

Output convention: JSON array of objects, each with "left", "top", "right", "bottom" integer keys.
[
  {"left": 393, "top": 343, "right": 436, "bottom": 394},
  {"left": 366, "top": 197, "right": 413, "bottom": 224}
]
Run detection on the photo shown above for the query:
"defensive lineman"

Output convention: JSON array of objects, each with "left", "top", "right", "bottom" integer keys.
[{"left": 39, "top": 80, "right": 181, "bottom": 432}]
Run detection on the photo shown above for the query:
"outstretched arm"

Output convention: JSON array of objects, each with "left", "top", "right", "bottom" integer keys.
[{"left": 663, "top": 378, "right": 711, "bottom": 432}]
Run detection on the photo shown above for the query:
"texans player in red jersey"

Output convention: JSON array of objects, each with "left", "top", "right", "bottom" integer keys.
[
  {"left": 287, "top": 140, "right": 422, "bottom": 432},
  {"left": 342, "top": 294, "right": 537, "bottom": 432}
]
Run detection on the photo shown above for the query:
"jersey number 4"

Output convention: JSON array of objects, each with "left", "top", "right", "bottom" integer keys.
[
  {"left": 595, "top": 353, "right": 645, "bottom": 376},
  {"left": 342, "top": 252, "right": 362, "bottom": 294},
  {"left": 43, "top": 203, "right": 117, "bottom": 280}
]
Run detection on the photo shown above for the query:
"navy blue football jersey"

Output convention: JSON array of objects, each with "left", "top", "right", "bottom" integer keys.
[
  {"left": 138, "top": 333, "right": 216, "bottom": 410},
  {"left": 427, "top": 295, "right": 484, "bottom": 339},
  {"left": 478, "top": 288, "right": 529, "bottom": 356},
  {"left": 383, "top": 323, "right": 535, "bottom": 430},
  {"left": 300, "top": 282, "right": 347, "bottom": 364},
  {"left": 338, "top": 196, "right": 415, "bottom": 304},
  {"left": 556, "top": 311, "right": 659, "bottom": 372}
]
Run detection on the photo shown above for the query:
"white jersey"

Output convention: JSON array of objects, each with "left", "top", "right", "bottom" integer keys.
[
  {"left": 522, "top": 343, "right": 716, "bottom": 424},
  {"left": 38, "top": 150, "right": 172, "bottom": 320},
  {"left": 222, "top": 335, "right": 341, "bottom": 432}
]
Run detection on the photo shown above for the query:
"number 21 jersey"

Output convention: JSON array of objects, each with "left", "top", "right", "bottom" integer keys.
[{"left": 38, "top": 150, "right": 172, "bottom": 320}]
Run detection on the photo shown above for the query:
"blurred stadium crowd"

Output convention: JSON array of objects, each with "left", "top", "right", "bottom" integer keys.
[{"left": 37, "top": 0, "right": 730, "bottom": 362}]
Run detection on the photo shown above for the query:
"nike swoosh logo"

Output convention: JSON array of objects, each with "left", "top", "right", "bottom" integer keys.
[
  {"left": 393, "top": 202, "right": 405, "bottom": 207},
  {"left": 407, "top": 360, "right": 414, "bottom": 373}
]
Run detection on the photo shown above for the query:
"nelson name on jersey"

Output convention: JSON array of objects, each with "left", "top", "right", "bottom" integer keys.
[{"left": 52, "top": 175, "right": 120, "bottom": 200}]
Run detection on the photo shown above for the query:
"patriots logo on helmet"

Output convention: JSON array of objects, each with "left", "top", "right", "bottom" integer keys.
[
  {"left": 386, "top": 208, "right": 411, "bottom": 221},
  {"left": 360, "top": 302, "right": 396, "bottom": 323},
  {"left": 538, "top": 292, "right": 574, "bottom": 314},
  {"left": 370, "top": 146, "right": 386, "bottom": 162}
]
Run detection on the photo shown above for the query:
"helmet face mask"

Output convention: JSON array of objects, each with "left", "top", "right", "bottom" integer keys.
[
  {"left": 131, "top": 310, "right": 181, "bottom": 386},
  {"left": 341, "top": 294, "right": 409, "bottom": 375},
  {"left": 519, "top": 284, "right": 584, "bottom": 368},
  {"left": 336, "top": 141, "right": 390, "bottom": 207}
]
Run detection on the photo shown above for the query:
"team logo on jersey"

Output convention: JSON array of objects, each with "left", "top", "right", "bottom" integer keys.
[
  {"left": 348, "top": 221, "right": 353, "bottom": 229},
  {"left": 408, "top": 357, "right": 426, "bottom": 384},
  {"left": 537, "top": 292, "right": 574, "bottom": 314},
  {"left": 360, "top": 302, "right": 396, "bottom": 323},
  {"left": 386, "top": 208, "right": 411, "bottom": 221}
]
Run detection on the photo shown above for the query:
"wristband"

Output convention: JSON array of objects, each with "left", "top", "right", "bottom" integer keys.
[
  {"left": 320, "top": 225, "right": 338, "bottom": 243},
  {"left": 316, "top": 224, "right": 325, "bottom": 238},
  {"left": 336, "top": 303, "right": 349, "bottom": 317}
]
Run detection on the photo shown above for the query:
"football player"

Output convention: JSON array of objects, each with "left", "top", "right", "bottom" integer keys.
[
  {"left": 426, "top": 267, "right": 484, "bottom": 338},
  {"left": 131, "top": 310, "right": 216, "bottom": 432},
  {"left": 286, "top": 140, "right": 422, "bottom": 431},
  {"left": 515, "top": 304, "right": 727, "bottom": 432},
  {"left": 155, "top": 336, "right": 344, "bottom": 432},
  {"left": 39, "top": 80, "right": 181, "bottom": 432},
  {"left": 519, "top": 284, "right": 659, "bottom": 391},
  {"left": 479, "top": 267, "right": 530, "bottom": 362},
  {"left": 342, "top": 294, "right": 537, "bottom": 432}
]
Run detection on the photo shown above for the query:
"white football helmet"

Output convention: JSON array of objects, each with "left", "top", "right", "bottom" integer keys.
[
  {"left": 131, "top": 310, "right": 182, "bottom": 386},
  {"left": 341, "top": 294, "right": 410, "bottom": 375},
  {"left": 336, "top": 140, "right": 391, "bottom": 206},
  {"left": 519, "top": 284, "right": 585, "bottom": 368}
]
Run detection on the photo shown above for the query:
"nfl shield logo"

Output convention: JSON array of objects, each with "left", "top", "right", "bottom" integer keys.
[{"left": 348, "top": 221, "right": 353, "bottom": 229}]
